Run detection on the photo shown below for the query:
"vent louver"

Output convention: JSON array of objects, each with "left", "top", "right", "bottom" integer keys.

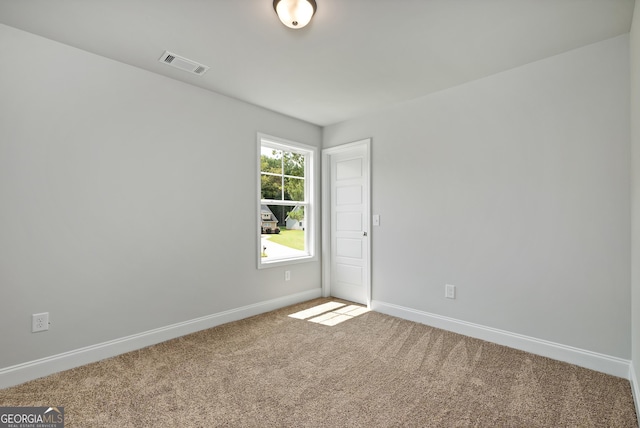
[{"left": 158, "top": 51, "right": 209, "bottom": 76}]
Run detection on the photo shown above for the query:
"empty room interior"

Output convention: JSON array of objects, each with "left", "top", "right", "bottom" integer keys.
[{"left": 1, "top": 0, "right": 640, "bottom": 425}]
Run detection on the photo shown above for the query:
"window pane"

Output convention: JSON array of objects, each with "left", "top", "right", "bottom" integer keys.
[
  {"left": 261, "top": 174, "right": 282, "bottom": 200},
  {"left": 260, "top": 204, "right": 307, "bottom": 262},
  {"left": 261, "top": 148, "right": 282, "bottom": 174},
  {"left": 284, "top": 176, "right": 305, "bottom": 201},
  {"left": 283, "top": 152, "right": 305, "bottom": 177},
  {"left": 260, "top": 204, "right": 280, "bottom": 234}
]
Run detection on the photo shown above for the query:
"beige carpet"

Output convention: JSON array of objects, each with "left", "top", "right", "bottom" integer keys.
[{"left": 0, "top": 298, "right": 637, "bottom": 427}]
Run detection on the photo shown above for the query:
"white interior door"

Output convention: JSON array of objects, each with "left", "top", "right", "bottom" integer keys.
[{"left": 323, "top": 139, "right": 370, "bottom": 306}]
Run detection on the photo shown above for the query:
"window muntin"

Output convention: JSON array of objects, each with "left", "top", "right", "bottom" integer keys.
[{"left": 258, "top": 135, "right": 315, "bottom": 267}]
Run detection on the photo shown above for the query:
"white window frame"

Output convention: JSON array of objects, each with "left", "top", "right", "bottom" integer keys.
[{"left": 257, "top": 133, "right": 316, "bottom": 269}]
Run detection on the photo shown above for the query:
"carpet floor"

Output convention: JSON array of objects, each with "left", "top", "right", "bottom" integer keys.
[{"left": 0, "top": 298, "right": 637, "bottom": 427}]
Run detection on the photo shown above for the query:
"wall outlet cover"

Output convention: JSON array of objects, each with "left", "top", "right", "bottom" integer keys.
[
  {"left": 445, "top": 284, "right": 456, "bottom": 299},
  {"left": 32, "top": 312, "right": 49, "bottom": 332}
]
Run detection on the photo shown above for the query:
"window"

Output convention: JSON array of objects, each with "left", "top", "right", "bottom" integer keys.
[{"left": 258, "top": 134, "right": 315, "bottom": 268}]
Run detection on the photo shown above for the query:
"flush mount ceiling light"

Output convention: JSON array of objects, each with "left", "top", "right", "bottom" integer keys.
[{"left": 273, "top": 0, "right": 317, "bottom": 29}]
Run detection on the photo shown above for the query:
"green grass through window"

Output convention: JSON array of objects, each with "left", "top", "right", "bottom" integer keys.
[{"left": 266, "top": 229, "right": 304, "bottom": 251}]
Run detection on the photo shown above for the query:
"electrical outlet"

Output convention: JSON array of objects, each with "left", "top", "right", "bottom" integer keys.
[
  {"left": 32, "top": 312, "right": 49, "bottom": 332},
  {"left": 445, "top": 284, "right": 456, "bottom": 299},
  {"left": 285, "top": 271, "right": 291, "bottom": 281}
]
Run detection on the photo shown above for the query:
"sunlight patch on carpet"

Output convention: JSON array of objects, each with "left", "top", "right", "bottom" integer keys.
[
  {"left": 289, "top": 302, "right": 370, "bottom": 326},
  {"left": 288, "top": 301, "right": 346, "bottom": 319}
]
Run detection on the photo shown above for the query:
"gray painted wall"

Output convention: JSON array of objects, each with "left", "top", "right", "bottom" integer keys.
[
  {"left": 324, "top": 35, "right": 631, "bottom": 358},
  {"left": 631, "top": 2, "right": 640, "bottom": 392},
  {"left": 0, "top": 24, "right": 322, "bottom": 369}
]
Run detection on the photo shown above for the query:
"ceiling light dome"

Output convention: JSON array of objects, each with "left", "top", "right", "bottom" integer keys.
[{"left": 273, "top": 0, "right": 317, "bottom": 29}]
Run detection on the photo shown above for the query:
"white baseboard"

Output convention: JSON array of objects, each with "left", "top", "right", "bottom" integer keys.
[
  {"left": 0, "top": 288, "right": 322, "bottom": 390},
  {"left": 631, "top": 363, "right": 640, "bottom": 427},
  {"left": 371, "top": 300, "right": 631, "bottom": 379}
]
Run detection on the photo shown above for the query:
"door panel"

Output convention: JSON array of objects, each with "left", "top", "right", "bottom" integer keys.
[
  {"left": 336, "top": 186, "right": 362, "bottom": 205},
  {"left": 336, "top": 158, "right": 362, "bottom": 180},
  {"left": 336, "top": 211, "right": 362, "bottom": 231},
  {"left": 336, "top": 238, "right": 362, "bottom": 258},
  {"left": 336, "top": 263, "right": 362, "bottom": 287}
]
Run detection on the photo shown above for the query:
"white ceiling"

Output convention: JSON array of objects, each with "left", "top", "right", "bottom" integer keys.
[{"left": 0, "top": 0, "right": 635, "bottom": 126}]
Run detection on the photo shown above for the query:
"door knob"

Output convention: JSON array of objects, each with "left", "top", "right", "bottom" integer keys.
[{"left": 363, "top": 231, "right": 368, "bottom": 236}]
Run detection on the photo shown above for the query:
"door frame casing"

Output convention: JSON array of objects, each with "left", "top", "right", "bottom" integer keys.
[{"left": 321, "top": 138, "right": 372, "bottom": 307}]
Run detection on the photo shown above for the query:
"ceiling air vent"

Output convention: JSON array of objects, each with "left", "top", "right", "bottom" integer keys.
[{"left": 159, "top": 51, "right": 209, "bottom": 76}]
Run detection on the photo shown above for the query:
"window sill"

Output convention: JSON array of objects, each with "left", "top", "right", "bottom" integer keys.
[{"left": 258, "top": 254, "right": 317, "bottom": 269}]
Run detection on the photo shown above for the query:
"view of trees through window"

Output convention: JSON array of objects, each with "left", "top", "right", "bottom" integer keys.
[
  {"left": 260, "top": 142, "right": 311, "bottom": 263},
  {"left": 260, "top": 148, "right": 305, "bottom": 201}
]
